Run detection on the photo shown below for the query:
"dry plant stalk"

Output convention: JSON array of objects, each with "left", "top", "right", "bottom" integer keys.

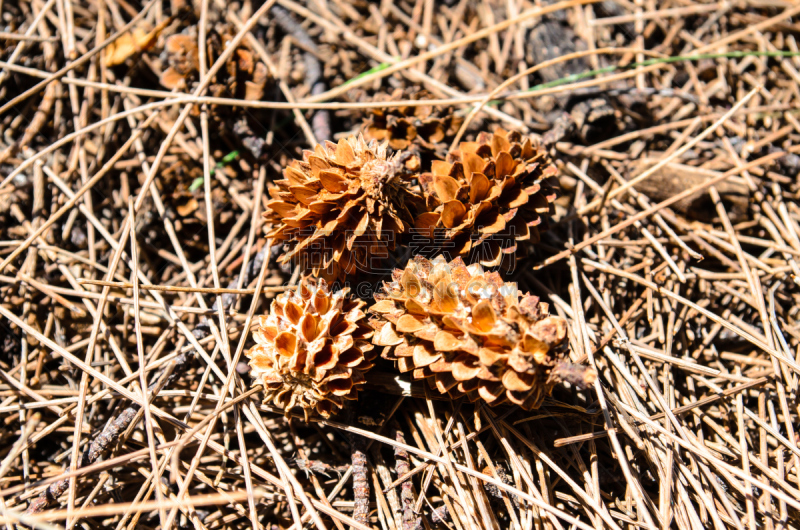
[
  {"left": 394, "top": 426, "right": 415, "bottom": 530},
  {"left": 349, "top": 435, "right": 370, "bottom": 528}
]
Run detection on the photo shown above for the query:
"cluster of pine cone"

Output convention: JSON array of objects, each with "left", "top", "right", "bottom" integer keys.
[{"left": 247, "top": 111, "right": 595, "bottom": 420}]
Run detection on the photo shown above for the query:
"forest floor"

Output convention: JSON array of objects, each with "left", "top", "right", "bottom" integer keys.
[{"left": 1, "top": 0, "right": 800, "bottom": 529}]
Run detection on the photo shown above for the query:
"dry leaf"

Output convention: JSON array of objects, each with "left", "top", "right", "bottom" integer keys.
[
  {"left": 175, "top": 198, "right": 198, "bottom": 216},
  {"left": 104, "top": 17, "right": 171, "bottom": 67}
]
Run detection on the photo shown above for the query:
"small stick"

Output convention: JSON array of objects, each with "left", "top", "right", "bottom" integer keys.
[
  {"left": 25, "top": 361, "right": 176, "bottom": 515},
  {"left": 270, "top": 5, "right": 330, "bottom": 143},
  {"left": 394, "top": 426, "right": 414, "bottom": 530},
  {"left": 24, "top": 251, "right": 266, "bottom": 514},
  {"left": 77, "top": 278, "right": 288, "bottom": 295},
  {"left": 350, "top": 435, "right": 370, "bottom": 529},
  {"left": 0, "top": 32, "right": 59, "bottom": 42}
]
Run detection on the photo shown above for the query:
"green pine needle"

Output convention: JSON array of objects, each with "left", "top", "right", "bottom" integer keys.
[
  {"left": 190, "top": 150, "right": 240, "bottom": 191},
  {"left": 342, "top": 60, "right": 397, "bottom": 87},
  {"left": 526, "top": 50, "right": 800, "bottom": 93}
]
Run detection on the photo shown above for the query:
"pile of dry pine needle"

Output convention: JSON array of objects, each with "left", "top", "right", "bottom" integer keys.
[{"left": 1, "top": 0, "right": 800, "bottom": 528}]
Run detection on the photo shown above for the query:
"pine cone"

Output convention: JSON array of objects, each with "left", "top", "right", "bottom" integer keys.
[
  {"left": 369, "top": 255, "right": 594, "bottom": 409},
  {"left": 160, "top": 29, "right": 268, "bottom": 103},
  {"left": 246, "top": 278, "right": 376, "bottom": 419},
  {"left": 414, "top": 129, "right": 560, "bottom": 268},
  {"left": 264, "top": 135, "right": 422, "bottom": 281},
  {"left": 361, "top": 88, "right": 464, "bottom": 157}
]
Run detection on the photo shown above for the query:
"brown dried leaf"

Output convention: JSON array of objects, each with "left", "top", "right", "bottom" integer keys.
[{"left": 104, "top": 28, "right": 155, "bottom": 67}]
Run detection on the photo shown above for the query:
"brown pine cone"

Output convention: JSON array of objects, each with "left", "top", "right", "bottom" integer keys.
[
  {"left": 361, "top": 88, "right": 464, "bottom": 157},
  {"left": 369, "top": 255, "right": 594, "bottom": 410},
  {"left": 414, "top": 129, "right": 560, "bottom": 268},
  {"left": 246, "top": 278, "right": 376, "bottom": 419},
  {"left": 160, "top": 29, "right": 268, "bottom": 103},
  {"left": 264, "top": 135, "right": 423, "bottom": 281}
]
